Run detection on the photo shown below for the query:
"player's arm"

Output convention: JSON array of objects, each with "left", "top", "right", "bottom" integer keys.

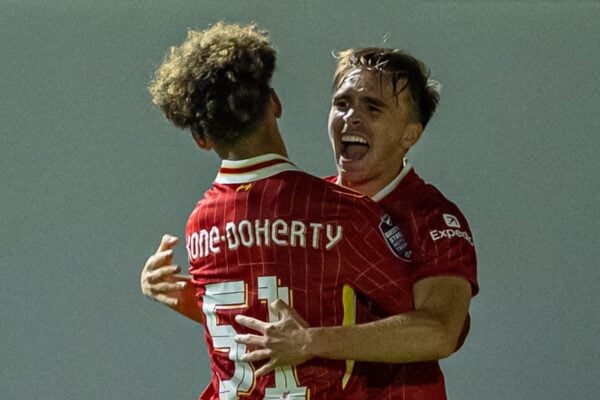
[
  {"left": 310, "top": 276, "right": 470, "bottom": 361},
  {"left": 141, "top": 234, "right": 204, "bottom": 324},
  {"left": 235, "top": 276, "right": 470, "bottom": 374}
]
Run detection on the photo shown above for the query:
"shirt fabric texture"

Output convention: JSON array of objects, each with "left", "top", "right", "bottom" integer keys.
[
  {"left": 327, "top": 160, "right": 478, "bottom": 400},
  {"left": 187, "top": 154, "right": 414, "bottom": 400}
]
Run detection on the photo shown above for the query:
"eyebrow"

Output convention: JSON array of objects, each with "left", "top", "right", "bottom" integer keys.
[
  {"left": 332, "top": 94, "right": 388, "bottom": 108},
  {"left": 362, "top": 96, "right": 387, "bottom": 108}
]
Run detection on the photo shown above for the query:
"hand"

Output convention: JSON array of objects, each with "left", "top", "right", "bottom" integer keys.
[
  {"left": 234, "top": 299, "right": 313, "bottom": 376},
  {"left": 140, "top": 234, "right": 191, "bottom": 307}
]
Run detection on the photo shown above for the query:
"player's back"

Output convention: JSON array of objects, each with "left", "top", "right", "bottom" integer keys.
[{"left": 186, "top": 157, "right": 413, "bottom": 399}]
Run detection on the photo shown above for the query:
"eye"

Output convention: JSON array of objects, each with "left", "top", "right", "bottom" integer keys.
[
  {"left": 367, "top": 104, "right": 381, "bottom": 113},
  {"left": 333, "top": 99, "right": 348, "bottom": 110}
]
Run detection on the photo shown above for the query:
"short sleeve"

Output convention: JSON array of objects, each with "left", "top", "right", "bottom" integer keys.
[{"left": 409, "top": 201, "right": 479, "bottom": 296}]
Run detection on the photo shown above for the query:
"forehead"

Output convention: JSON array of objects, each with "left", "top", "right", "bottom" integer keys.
[{"left": 335, "top": 68, "right": 407, "bottom": 104}]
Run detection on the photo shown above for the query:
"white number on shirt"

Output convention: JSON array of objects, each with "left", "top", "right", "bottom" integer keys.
[{"left": 202, "top": 277, "right": 308, "bottom": 400}]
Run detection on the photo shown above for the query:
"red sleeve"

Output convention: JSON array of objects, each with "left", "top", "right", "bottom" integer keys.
[{"left": 409, "top": 200, "right": 479, "bottom": 296}]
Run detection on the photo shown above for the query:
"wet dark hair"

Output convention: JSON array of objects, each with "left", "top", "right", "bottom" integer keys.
[{"left": 333, "top": 48, "right": 440, "bottom": 127}]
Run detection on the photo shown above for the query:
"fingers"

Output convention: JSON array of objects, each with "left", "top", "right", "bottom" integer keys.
[
  {"left": 150, "top": 281, "right": 187, "bottom": 292},
  {"left": 144, "top": 249, "right": 175, "bottom": 273},
  {"left": 153, "top": 292, "right": 180, "bottom": 307},
  {"left": 141, "top": 235, "right": 187, "bottom": 307},
  {"left": 269, "top": 299, "right": 290, "bottom": 314},
  {"left": 142, "top": 277, "right": 186, "bottom": 306},
  {"left": 235, "top": 315, "right": 268, "bottom": 334},
  {"left": 172, "top": 274, "right": 192, "bottom": 283},
  {"left": 143, "top": 268, "right": 189, "bottom": 293},
  {"left": 146, "top": 264, "right": 181, "bottom": 282},
  {"left": 255, "top": 361, "right": 276, "bottom": 377},
  {"left": 142, "top": 260, "right": 189, "bottom": 299},
  {"left": 238, "top": 346, "right": 271, "bottom": 362},
  {"left": 156, "top": 234, "right": 178, "bottom": 253},
  {"left": 146, "top": 234, "right": 178, "bottom": 273},
  {"left": 238, "top": 347, "right": 277, "bottom": 376},
  {"left": 234, "top": 333, "right": 267, "bottom": 348},
  {"left": 269, "top": 299, "right": 309, "bottom": 328}
]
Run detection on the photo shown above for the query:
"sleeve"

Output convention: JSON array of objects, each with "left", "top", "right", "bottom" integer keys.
[{"left": 409, "top": 200, "right": 479, "bottom": 296}]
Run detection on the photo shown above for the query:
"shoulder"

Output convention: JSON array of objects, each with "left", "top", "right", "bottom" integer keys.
[
  {"left": 377, "top": 170, "right": 476, "bottom": 263},
  {"left": 383, "top": 170, "right": 478, "bottom": 293},
  {"left": 185, "top": 182, "right": 230, "bottom": 225},
  {"left": 415, "top": 185, "right": 470, "bottom": 235},
  {"left": 292, "top": 171, "right": 376, "bottom": 206},
  {"left": 384, "top": 170, "right": 470, "bottom": 227}
]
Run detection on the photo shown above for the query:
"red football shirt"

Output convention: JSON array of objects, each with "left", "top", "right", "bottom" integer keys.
[
  {"left": 328, "top": 160, "right": 478, "bottom": 400},
  {"left": 186, "top": 154, "right": 414, "bottom": 400}
]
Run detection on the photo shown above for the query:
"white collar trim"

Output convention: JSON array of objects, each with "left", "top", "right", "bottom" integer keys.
[
  {"left": 215, "top": 153, "right": 298, "bottom": 184},
  {"left": 332, "top": 159, "right": 412, "bottom": 201},
  {"left": 371, "top": 159, "right": 412, "bottom": 201}
]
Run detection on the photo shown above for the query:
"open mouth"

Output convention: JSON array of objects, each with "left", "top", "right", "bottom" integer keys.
[{"left": 341, "top": 134, "right": 369, "bottom": 161}]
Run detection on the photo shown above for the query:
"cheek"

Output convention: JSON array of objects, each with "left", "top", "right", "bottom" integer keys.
[
  {"left": 373, "top": 127, "right": 404, "bottom": 153},
  {"left": 327, "top": 117, "right": 342, "bottom": 154},
  {"left": 327, "top": 112, "right": 341, "bottom": 136}
]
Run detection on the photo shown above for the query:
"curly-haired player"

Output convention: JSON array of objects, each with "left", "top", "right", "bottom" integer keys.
[
  {"left": 144, "top": 22, "right": 416, "bottom": 399},
  {"left": 149, "top": 22, "right": 276, "bottom": 148}
]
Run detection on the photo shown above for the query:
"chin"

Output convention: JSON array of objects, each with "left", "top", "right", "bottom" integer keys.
[
  {"left": 339, "top": 157, "right": 368, "bottom": 173},
  {"left": 340, "top": 169, "right": 369, "bottom": 185}
]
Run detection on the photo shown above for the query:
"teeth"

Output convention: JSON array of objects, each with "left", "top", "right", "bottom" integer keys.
[{"left": 341, "top": 135, "right": 367, "bottom": 145}]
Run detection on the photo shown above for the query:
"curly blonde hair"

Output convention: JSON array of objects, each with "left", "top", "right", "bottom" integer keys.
[{"left": 149, "top": 22, "right": 276, "bottom": 145}]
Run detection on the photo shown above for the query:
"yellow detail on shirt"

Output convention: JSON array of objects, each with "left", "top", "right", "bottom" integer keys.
[{"left": 342, "top": 284, "right": 356, "bottom": 389}]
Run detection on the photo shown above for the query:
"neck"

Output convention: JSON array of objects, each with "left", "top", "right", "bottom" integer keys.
[
  {"left": 339, "top": 178, "right": 384, "bottom": 199},
  {"left": 338, "top": 161, "right": 406, "bottom": 198},
  {"left": 214, "top": 125, "right": 288, "bottom": 161}
]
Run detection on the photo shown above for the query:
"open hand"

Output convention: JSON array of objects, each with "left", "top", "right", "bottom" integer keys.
[
  {"left": 234, "top": 299, "right": 313, "bottom": 376},
  {"left": 140, "top": 234, "right": 190, "bottom": 307}
]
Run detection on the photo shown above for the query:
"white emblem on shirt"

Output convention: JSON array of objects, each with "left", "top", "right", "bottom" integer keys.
[{"left": 443, "top": 213, "right": 461, "bottom": 228}]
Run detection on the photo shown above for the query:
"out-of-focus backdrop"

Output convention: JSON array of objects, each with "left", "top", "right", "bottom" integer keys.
[{"left": 1, "top": 1, "right": 598, "bottom": 399}]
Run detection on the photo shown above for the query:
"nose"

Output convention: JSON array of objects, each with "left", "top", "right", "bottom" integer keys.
[{"left": 342, "top": 107, "right": 361, "bottom": 125}]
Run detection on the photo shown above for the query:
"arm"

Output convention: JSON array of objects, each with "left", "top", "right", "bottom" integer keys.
[
  {"left": 234, "top": 276, "right": 471, "bottom": 375},
  {"left": 308, "top": 276, "right": 471, "bottom": 362},
  {"left": 140, "top": 234, "right": 204, "bottom": 324}
]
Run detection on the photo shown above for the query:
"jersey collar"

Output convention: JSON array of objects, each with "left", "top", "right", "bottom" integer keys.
[
  {"left": 215, "top": 153, "right": 298, "bottom": 184},
  {"left": 330, "top": 158, "right": 412, "bottom": 201},
  {"left": 371, "top": 158, "right": 413, "bottom": 202}
]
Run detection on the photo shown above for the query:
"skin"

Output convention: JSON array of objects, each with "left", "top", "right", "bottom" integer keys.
[
  {"left": 232, "top": 69, "right": 471, "bottom": 375},
  {"left": 141, "top": 70, "right": 472, "bottom": 376},
  {"left": 141, "top": 234, "right": 203, "bottom": 323},
  {"left": 141, "top": 92, "right": 286, "bottom": 325},
  {"left": 235, "top": 277, "right": 470, "bottom": 376},
  {"left": 328, "top": 68, "right": 423, "bottom": 197}
]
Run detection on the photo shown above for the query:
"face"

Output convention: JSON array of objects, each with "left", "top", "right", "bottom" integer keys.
[{"left": 328, "top": 68, "right": 423, "bottom": 197}]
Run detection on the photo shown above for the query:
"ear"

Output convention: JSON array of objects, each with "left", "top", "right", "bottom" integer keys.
[
  {"left": 192, "top": 131, "right": 214, "bottom": 150},
  {"left": 269, "top": 88, "right": 283, "bottom": 118},
  {"left": 402, "top": 122, "right": 424, "bottom": 149}
]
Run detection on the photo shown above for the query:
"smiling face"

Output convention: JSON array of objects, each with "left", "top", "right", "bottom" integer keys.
[{"left": 328, "top": 67, "right": 423, "bottom": 197}]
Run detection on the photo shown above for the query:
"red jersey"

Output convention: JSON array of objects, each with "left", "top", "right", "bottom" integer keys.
[
  {"left": 328, "top": 160, "right": 478, "bottom": 400},
  {"left": 186, "top": 154, "right": 414, "bottom": 400}
]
